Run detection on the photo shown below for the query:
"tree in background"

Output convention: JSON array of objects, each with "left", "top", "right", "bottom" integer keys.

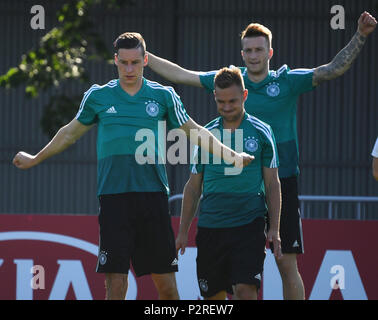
[{"left": 0, "top": 0, "right": 134, "bottom": 137}]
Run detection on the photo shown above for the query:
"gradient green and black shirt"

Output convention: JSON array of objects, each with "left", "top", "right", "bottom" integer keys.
[
  {"left": 76, "top": 78, "right": 189, "bottom": 196},
  {"left": 191, "top": 112, "right": 279, "bottom": 228}
]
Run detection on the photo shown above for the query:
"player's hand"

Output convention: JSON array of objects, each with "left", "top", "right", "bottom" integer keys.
[
  {"left": 176, "top": 232, "right": 189, "bottom": 256},
  {"left": 234, "top": 152, "right": 254, "bottom": 169},
  {"left": 357, "top": 11, "right": 377, "bottom": 37},
  {"left": 267, "top": 229, "right": 283, "bottom": 259},
  {"left": 12, "top": 151, "right": 37, "bottom": 169}
]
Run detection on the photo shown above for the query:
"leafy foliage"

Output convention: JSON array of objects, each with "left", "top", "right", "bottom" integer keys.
[{"left": 0, "top": 0, "right": 135, "bottom": 137}]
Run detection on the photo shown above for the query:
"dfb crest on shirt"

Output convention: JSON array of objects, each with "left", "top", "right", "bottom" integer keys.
[
  {"left": 266, "top": 82, "right": 280, "bottom": 97},
  {"left": 244, "top": 136, "right": 259, "bottom": 153},
  {"left": 145, "top": 100, "right": 159, "bottom": 117}
]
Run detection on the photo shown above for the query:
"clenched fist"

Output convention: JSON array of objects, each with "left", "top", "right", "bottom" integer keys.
[
  {"left": 13, "top": 151, "right": 37, "bottom": 169},
  {"left": 358, "top": 11, "right": 377, "bottom": 37}
]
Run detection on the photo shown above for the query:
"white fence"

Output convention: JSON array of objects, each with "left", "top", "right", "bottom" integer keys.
[
  {"left": 299, "top": 196, "right": 378, "bottom": 220},
  {"left": 168, "top": 194, "right": 378, "bottom": 220}
]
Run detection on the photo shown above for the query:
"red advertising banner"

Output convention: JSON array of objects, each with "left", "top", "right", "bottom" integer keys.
[{"left": 0, "top": 215, "right": 376, "bottom": 300}]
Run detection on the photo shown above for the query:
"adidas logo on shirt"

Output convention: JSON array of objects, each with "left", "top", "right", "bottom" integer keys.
[{"left": 106, "top": 106, "right": 117, "bottom": 113}]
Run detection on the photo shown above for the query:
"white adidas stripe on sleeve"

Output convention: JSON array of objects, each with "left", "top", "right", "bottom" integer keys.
[
  {"left": 247, "top": 116, "right": 278, "bottom": 168},
  {"left": 146, "top": 81, "right": 189, "bottom": 126},
  {"left": 76, "top": 80, "right": 117, "bottom": 119}
]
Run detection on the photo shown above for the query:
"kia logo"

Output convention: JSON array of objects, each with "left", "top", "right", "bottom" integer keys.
[{"left": 0, "top": 231, "right": 137, "bottom": 300}]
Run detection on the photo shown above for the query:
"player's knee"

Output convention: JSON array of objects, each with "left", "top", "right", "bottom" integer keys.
[
  {"left": 275, "top": 254, "right": 298, "bottom": 276},
  {"left": 206, "top": 291, "right": 227, "bottom": 300},
  {"left": 234, "top": 284, "right": 257, "bottom": 300},
  {"left": 161, "top": 285, "right": 178, "bottom": 299},
  {"left": 105, "top": 273, "right": 128, "bottom": 299},
  {"left": 154, "top": 277, "right": 178, "bottom": 299}
]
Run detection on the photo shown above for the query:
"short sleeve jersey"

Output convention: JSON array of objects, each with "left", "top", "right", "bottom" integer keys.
[
  {"left": 200, "top": 65, "right": 314, "bottom": 178},
  {"left": 76, "top": 78, "right": 189, "bottom": 196},
  {"left": 191, "top": 112, "right": 279, "bottom": 228}
]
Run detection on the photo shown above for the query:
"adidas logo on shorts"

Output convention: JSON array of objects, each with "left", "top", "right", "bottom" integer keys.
[
  {"left": 171, "top": 258, "right": 178, "bottom": 266},
  {"left": 254, "top": 273, "right": 262, "bottom": 281}
]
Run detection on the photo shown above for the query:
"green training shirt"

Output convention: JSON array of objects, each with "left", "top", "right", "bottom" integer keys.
[
  {"left": 76, "top": 78, "right": 189, "bottom": 196},
  {"left": 191, "top": 112, "right": 279, "bottom": 228},
  {"left": 199, "top": 65, "right": 314, "bottom": 178}
]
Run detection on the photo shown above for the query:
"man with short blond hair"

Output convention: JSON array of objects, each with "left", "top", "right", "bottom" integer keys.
[{"left": 241, "top": 22, "right": 272, "bottom": 48}]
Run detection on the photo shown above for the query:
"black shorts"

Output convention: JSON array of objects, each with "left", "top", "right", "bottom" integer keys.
[
  {"left": 268, "top": 176, "right": 304, "bottom": 254},
  {"left": 196, "top": 217, "right": 266, "bottom": 298},
  {"left": 96, "top": 192, "right": 178, "bottom": 277}
]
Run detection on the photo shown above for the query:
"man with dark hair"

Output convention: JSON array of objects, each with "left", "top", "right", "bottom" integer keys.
[
  {"left": 114, "top": 32, "right": 146, "bottom": 56},
  {"left": 12, "top": 32, "right": 253, "bottom": 300},
  {"left": 176, "top": 67, "right": 282, "bottom": 300},
  {"left": 147, "top": 12, "right": 377, "bottom": 299}
]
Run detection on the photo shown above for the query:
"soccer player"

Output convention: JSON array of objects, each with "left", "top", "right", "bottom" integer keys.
[
  {"left": 372, "top": 137, "right": 378, "bottom": 181},
  {"left": 12, "top": 32, "right": 254, "bottom": 300},
  {"left": 176, "top": 67, "right": 282, "bottom": 300},
  {"left": 147, "top": 12, "right": 377, "bottom": 299}
]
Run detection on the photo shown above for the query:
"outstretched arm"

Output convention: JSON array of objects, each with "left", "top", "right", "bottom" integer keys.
[
  {"left": 13, "top": 119, "right": 93, "bottom": 169},
  {"left": 180, "top": 118, "right": 254, "bottom": 169},
  {"left": 313, "top": 11, "right": 377, "bottom": 86},
  {"left": 147, "top": 52, "right": 203, "bottom": 87}
]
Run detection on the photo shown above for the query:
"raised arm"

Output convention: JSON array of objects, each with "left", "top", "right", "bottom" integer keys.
[
  {"left": 13, "top": 119, "right": 93, "bottom": 169},
  {"left": 176, "top": 172, "right": 203, "bottom": 255},
  {"left": 263, "top": 166, "right": 282, "bottom": 259},
  {"left": 147, "top": 52, "right": 203, "bottom": 87},
  {"left": 313, "top": 11, "right": 377, "bottom": 86},
  {"left": 180, "top": 118, "right": 254, "bottom": 169}
]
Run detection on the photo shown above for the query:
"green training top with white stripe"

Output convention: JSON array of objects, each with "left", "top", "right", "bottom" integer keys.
[
  {"left": 191, "top": 112, "right": 279, "bottom": 228},
  {"left": 199, "top": 65, "right": 314, "bottom": 178},
  {"left": 76, "top": 78, "right": 189, "bottom": 196}
]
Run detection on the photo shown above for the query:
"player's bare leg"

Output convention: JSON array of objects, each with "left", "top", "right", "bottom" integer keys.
[
  {"left": 233, "top": 284, "right": 258, "bottom": 300},
  {"left": 151, "top": 272, "right": 179, "bottom": 300},
  {"left": 205, "top": 290, "right": 227, "bottom": 300},
  {"left": 105, "top": 273, "right": 128, "bottom": 300},
  {"left": 275, "top": 253, "right": 305, "bottom": 300}
]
